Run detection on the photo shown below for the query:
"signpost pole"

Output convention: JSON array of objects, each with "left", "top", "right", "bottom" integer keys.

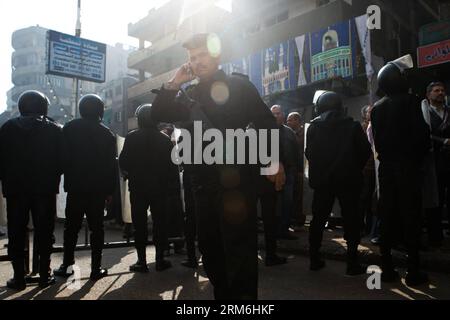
[{"left": 72, "top": 0, "right": 82, "bottom": 119}]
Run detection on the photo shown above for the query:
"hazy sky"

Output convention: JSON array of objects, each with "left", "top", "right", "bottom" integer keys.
[{"left": 0, "top": 0, "right": 231, "bottom": 113}]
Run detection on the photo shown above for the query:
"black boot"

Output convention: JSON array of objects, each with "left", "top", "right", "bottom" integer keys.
[
  {"left": 381, "top": 254, "right": 400, "bottom": 283},
  {"left": 405, "top": 270, "right": 429, "bottom": 287},
  {"left": 346, "top": 246, "right": 366, "bottom": 276},
  {"left": 181, "top": 259, "right": 199, "bottom": 269},
  {"left": 7, "top": 260, "right": 26, "bottom": 291},
  {"left": 265, "top": 255, "right": 288, "bottom": 267},
  {"left": 130, "top": 248, "right": 149, "bottom": 273},
  {"left": 39, "top": 259, "right": 56, "bottom": 289},
  {"left": 53, "top": 264, "right": 74, "bottom": 278},
  {"left": 7, "top": 278, "right": 26, "bottom": 291},
  {"left": 90, "top": 251, "right": 108, "bottom": 281},
  {"left": 310, "top": 250, "right": 326, "bottom": 271},
  {"left": 155, "top": 247, "right": 172, "bottom": 272},
  {"left": 39, "top": 275, "right": 56, "bottom": 289}
]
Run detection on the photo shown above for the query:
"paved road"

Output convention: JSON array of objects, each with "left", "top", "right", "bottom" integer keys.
[{"left": 1, "top": 237, "right": 450, "bottom": 300}]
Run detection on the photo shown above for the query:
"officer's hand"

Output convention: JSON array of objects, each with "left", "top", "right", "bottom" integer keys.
[
  {"left": 274, "top": 164, "right": 286, "bottom": 192},
  {"left": 266, "top": 163, "right": 286, "bottom": 192},
  {"left": 166, "top": 63, "right": 196, "bottom": 90}
]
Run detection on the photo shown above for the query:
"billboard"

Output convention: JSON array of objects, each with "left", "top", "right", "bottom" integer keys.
[
  {"left": 221, "top": 17, "right": 360, "bottom": 97},
  {"left": 417, "top": 39, "right": 450, "bottom": 68},
  {"left": 310, "top": 20, "right": 356, "bottom": 82},
  {"left": 46, "top": 30, "right": 107, "bottom": 83}
]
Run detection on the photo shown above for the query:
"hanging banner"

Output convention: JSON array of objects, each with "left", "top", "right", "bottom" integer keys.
[
  {"left": 355, "top": 14, "right": 374, "bottom": 79},
  {"left": 261, "top": 41, "right": 291, "bottom": 96},
  {"left": 310, "top": 20, "right": 356, "bottom": 82},
  {"left": 221, "top": 17, "right": 361, "bottom": 96},
  {"left": 295, "top": 35, "right": 308, "bottom": 86}
]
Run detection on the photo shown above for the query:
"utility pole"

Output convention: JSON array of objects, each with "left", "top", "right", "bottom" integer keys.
[{"left": 72, "top": 0, "right": 82, "bottom": 118}]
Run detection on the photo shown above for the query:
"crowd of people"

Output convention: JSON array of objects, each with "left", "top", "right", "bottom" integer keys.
[{"left": 0, "top": 33, "right": 449, "bottom": 299}]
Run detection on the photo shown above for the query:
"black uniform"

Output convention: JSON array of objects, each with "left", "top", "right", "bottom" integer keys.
[
  {"left": 152, "top": 70, "right": 278, "bottom": 300},
  {"left": 119, "top": 121, "right": 174, "bottom": 270},
  {"left": 427, "top": 105, "right": 450, "bottom": 244},
  {"left": 256, "top": 174, "right": 281, "bottom": 263},
  {"left": 278, "top": 125, "right": 300, "bottom": 237},
  {"left": 0, "top": 115, "right": 63, "bottom": 286},
  {"left": 61, "top": 118, "right": 117, "bottom": 273},
  {"left": 371, "top": 94, "right": 430, "bottom": 278},
  {"left": 182, "top": 168, "right": 198, "bottom": 266},
  {"left": 306, "top": 107, "right": 371, "bottom": 273}
]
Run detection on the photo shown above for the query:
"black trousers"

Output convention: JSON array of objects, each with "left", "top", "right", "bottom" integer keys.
[
  {"left": 258, "top": 190, "right": 278, "bottom": 258},
  {"left": 426, "top": 169, "right": 450, "bottom": 243},
  {"left": 359, "top": 169, "right": 376, "bottom": 234},
  {"left": 192, "top": 167, "right": 258, "bottom": 300},
  {"left": 183, "top": 177, "right": 197, "bottom": 261},
  {"left": 378, "top": 163, "right": 423, "bottom": 272},
  {"left": 129, "top": 192, "right": 168, "bottom": 258},
  {"left": 309, "top": 185, "right": 362, "bottom": 253},
  {"left": 6, "top": 195, "right": 56, "bottom": 278},
  {"left": 63, "top": 193, "right": 106, "bottom": 269}
]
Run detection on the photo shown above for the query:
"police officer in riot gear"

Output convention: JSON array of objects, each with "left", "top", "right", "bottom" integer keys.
[
  {"left": 151, "top": 33, "right": 284, "bottom": 300},
  {"left": 54, "top": 94, "right": 117, "bottom": 281},
  {"left": 371, "top": 55, "right": 431, "bottom": 286},
  {"left": 306, "top": 91, "right": 371, "bottom": 275},
  {"left": 119, "top": 105, "right": 172, "bottom": 273},
  {"left": 0, "top": 90, "right": 63, "bottom": 290}
]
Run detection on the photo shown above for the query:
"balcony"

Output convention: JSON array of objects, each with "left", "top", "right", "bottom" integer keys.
[
  {"left": 12, "top": 27, "right": 47, "bottom": 50},
  {"left": 229, "top": 0, "right": 351, "bottom": 60},
  {"left": 127, "top": 69, "right": 177, "bottom": 101},
  {"left": 128, "top": 33, "right": 180, "bottom": 70},
  {"left": 12, "top": 47, "right": 45, "bottom": 61},
  {"left": 128, "top": 0, "right": 182, "bottom": 42},
  {"left": 12, "top": 64, "right": 45, "bottom": 82}
]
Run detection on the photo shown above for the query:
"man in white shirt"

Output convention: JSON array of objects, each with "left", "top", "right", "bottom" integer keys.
[{"left": 426, "top": 82, "right": 450, "bottom": 246}]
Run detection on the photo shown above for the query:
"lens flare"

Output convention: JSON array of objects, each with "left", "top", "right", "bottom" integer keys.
[
  {"left": 207, "top": 33, "right": 222, "bottom": 58},
  {"left": 211, "top": 81, "right": 230, "bottom": 105}
]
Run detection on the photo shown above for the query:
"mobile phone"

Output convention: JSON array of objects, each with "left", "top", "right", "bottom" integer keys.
[{"left": 187, "top": 65, "right": 194, "bottom": 78}]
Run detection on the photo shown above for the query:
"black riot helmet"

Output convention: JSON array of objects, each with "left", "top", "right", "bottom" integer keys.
[
  {"left": 377, "top": 54, "right": 414, "bottom": 96},
  {"left": 313, "top": 90, "right": 343, "bottom": 115},
  {"left": 79, "top": 94, "right": 105, "bottom": 121},
  {"left": 18, "top": 90, "right": 49, "bottom": 116},
  {"left": 135, "top": 104, "right": 156, "bottom": 129}
]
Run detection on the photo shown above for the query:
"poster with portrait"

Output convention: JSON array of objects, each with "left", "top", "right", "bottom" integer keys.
[{"left": 309, "top": 19, "right": 357, "bottom": 82}]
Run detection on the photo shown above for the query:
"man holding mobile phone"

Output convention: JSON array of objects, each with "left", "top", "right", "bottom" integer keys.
[{"left": 151, "top": 33, "right": 284, "bottom": 300}]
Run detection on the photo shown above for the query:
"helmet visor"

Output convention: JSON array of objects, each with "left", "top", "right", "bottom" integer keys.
[{"left": 313, "top": 90, "right": 327, "bottom": 105}]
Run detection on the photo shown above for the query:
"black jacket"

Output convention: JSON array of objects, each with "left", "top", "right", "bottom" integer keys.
[
  {"left": 63, "top": 119, "right": 117, "bottom": 195},
  {"left": 151, "top": 70, "right": 279, "bottom": 183},
  {"left": 0, "top": 116, "right": 63, "bottom": 197},
  {"left": 280, "top": 125, "right": 300, "bottom": 171},
  {"left": 429, "top": 105, "right": 450, "bottom": 172},
  {"left": 119, "top": 128, "right": 175, "bottom": 195},
  {"left": 305, "top": 111, "right": 371, "bottom": 190},
  {"left": 371, "top": 94, "right": 431, "bottom": 166}
]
